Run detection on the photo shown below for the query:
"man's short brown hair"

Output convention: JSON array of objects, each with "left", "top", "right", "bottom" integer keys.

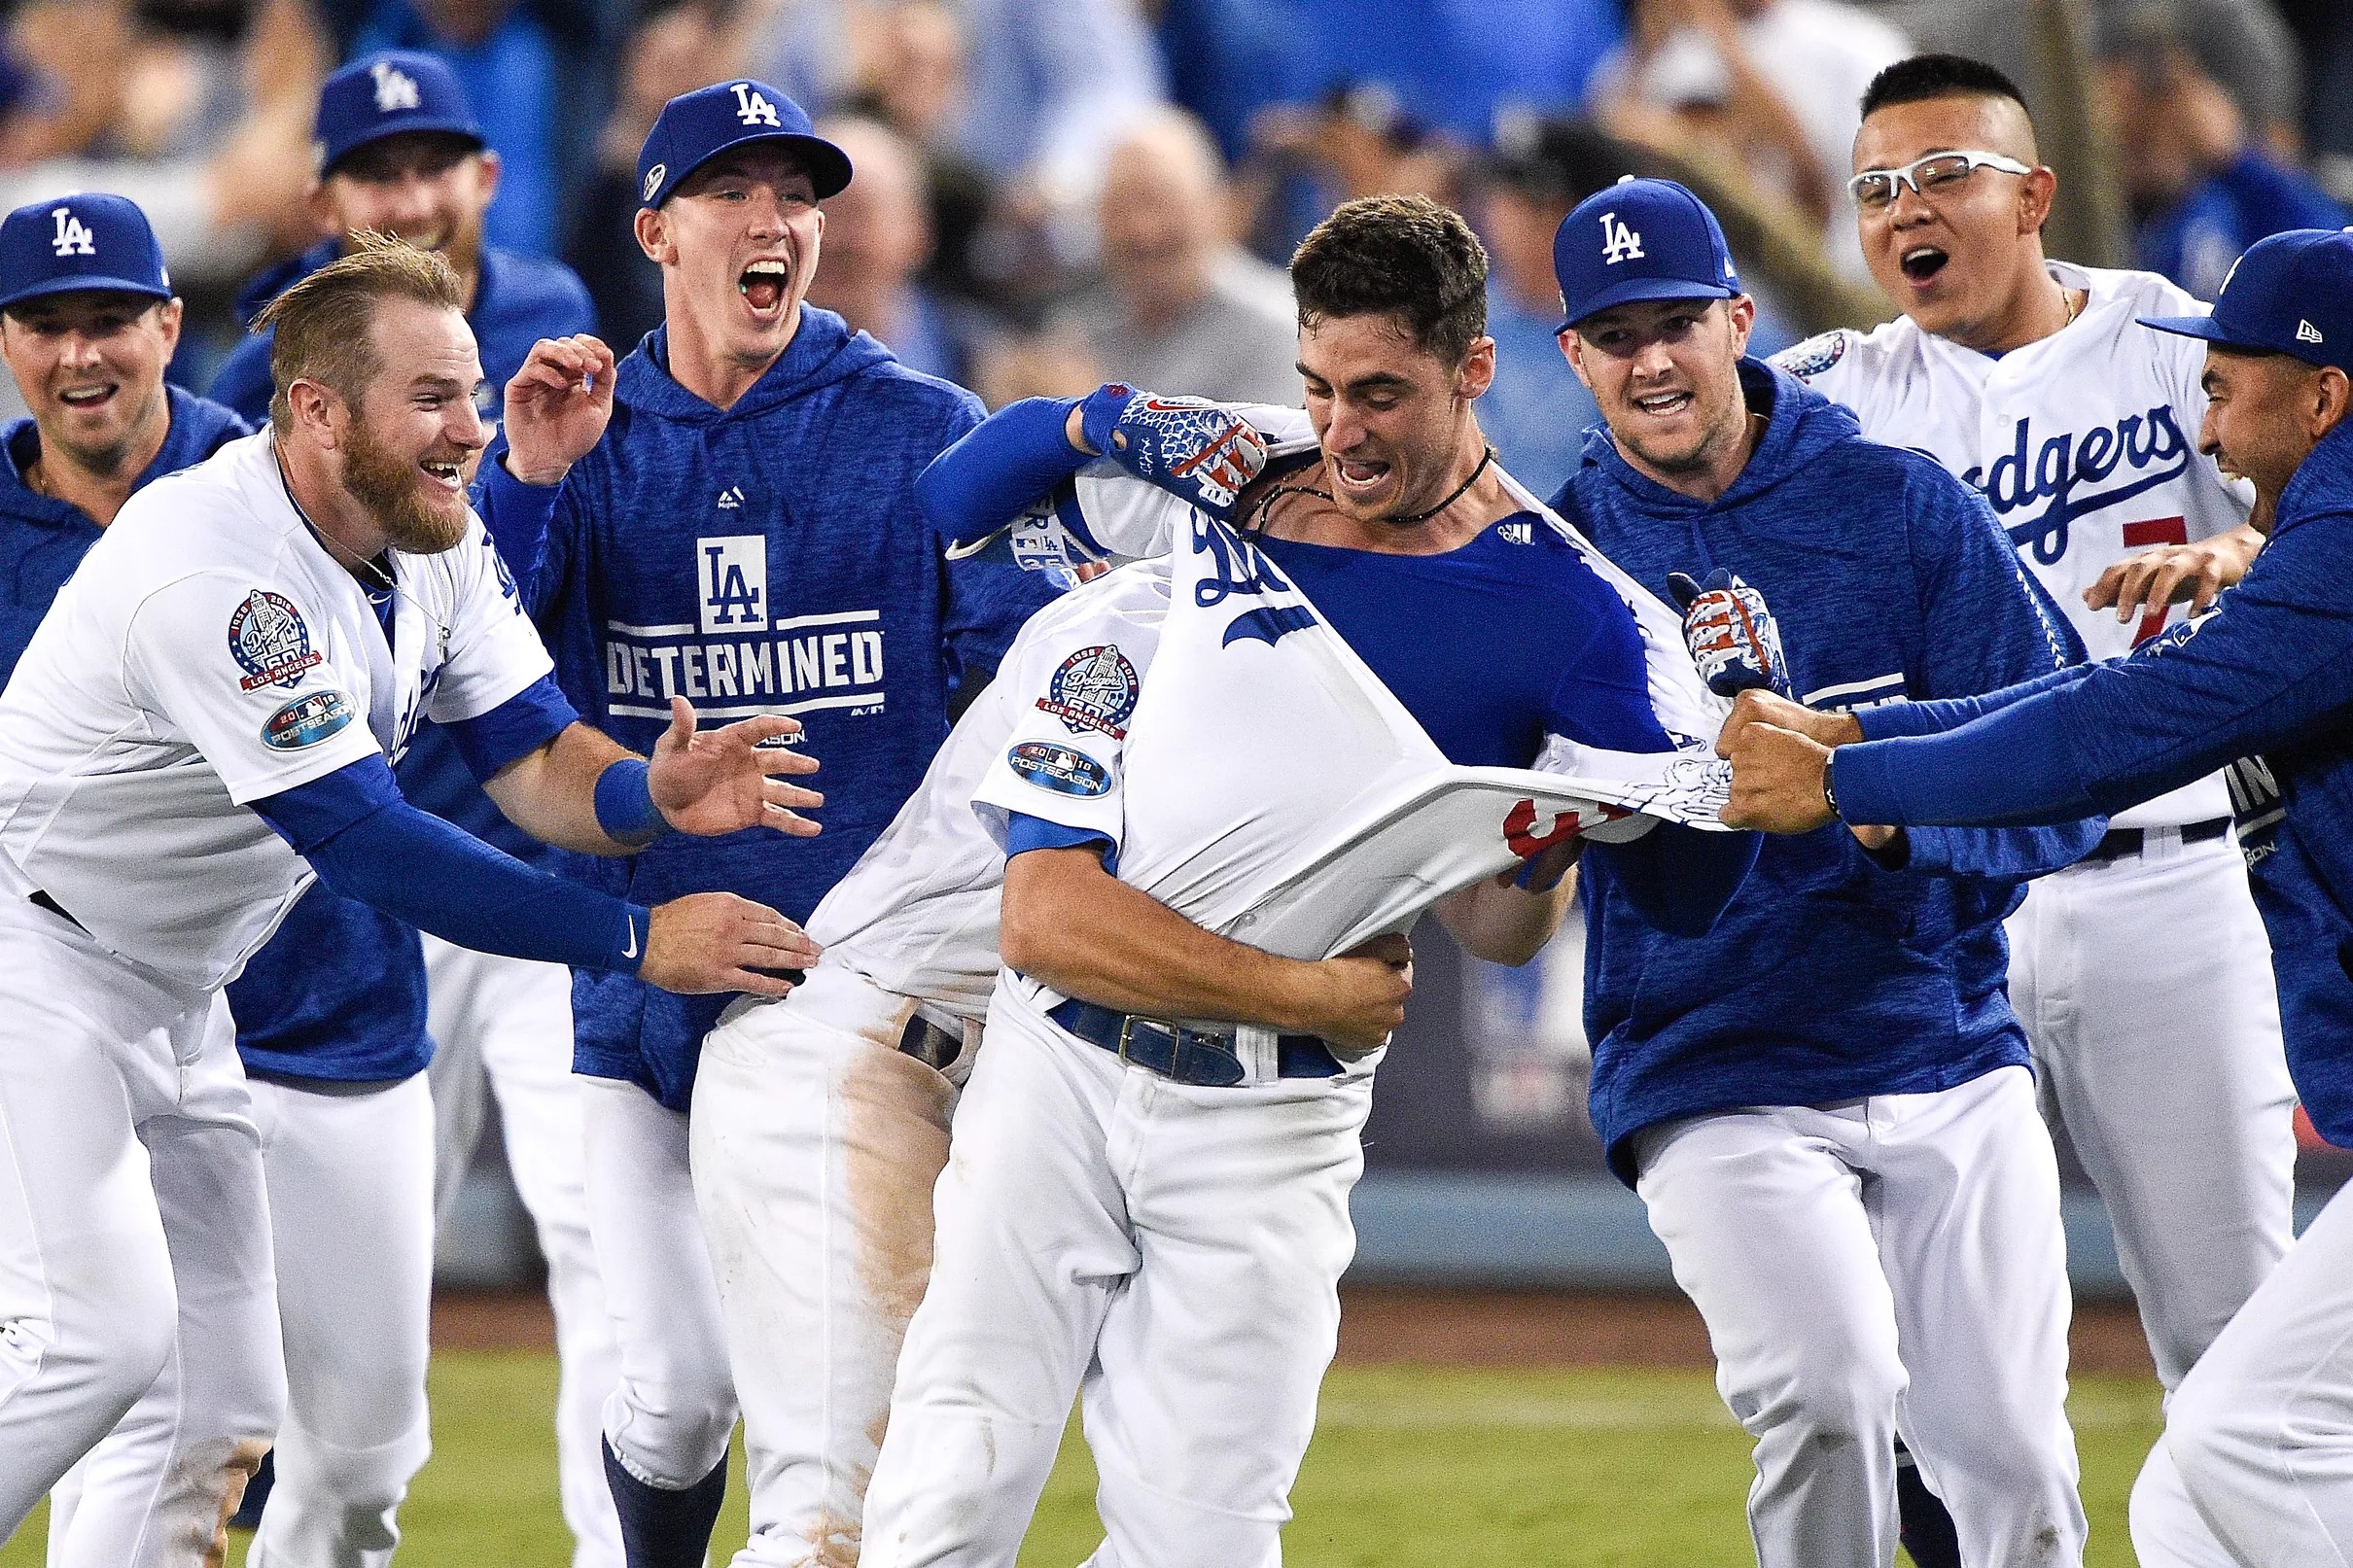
[
  {"left": 1289, "top": 194, "right": 1489, "bottom": 366},
  {"left": 252, "top": 232, "right": 467, "bottom": 431}
]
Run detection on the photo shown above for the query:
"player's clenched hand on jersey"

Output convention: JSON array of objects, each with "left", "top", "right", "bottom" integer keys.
[
  {"left": 641, "top": 891, "right": 823, "bottom": 997},
  {"left": 503, "top": 332, "right": 617, "bottom": 485},
  {"left": 1299, "top": 933, "right": 1415, "bottom": 1059},
  {"left": 2083, "top": 521, "right": 2264, "bottom": 625},
  {"left": 1714, "top": 688, "right": 1861, "bottom": 756},
  {"left": 1720, "top": 717, "right": 1840, "bottom": 834},
  {"left": 648, "top": 695, "right": 825, "bottom": 838},
  {"left": 1069, "top": 383, "right": 1271, "bottom": 522}
]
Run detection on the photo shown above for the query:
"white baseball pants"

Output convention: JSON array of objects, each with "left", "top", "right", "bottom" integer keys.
[
  {"left": 424, "top": 936, "right": 622, "bottom": 1568},
  {"left": 0, "top": 886, "right": 282, "bottom": 1548},
  {"left": 39, "top": 1020, "right": 281, "bottom": 1568},
  {"left": 580, "top": 1076, "right": 737, "bottom": 1490},
  {"left": 690, "top": 967, "right": 961, "bottom": 1568},
  {"left": 1634, "top": 1065, "right": 2086, "bottom": 1568},
  {"left": 861, "top": 987, "right": 1373, "bottom": 1568},
  {"left": 2161, "top": 1175, "right": 2353, "bottom": 1567},
  {"left": 242, "top": 1071, "right": 436, "bottom": 1568}
]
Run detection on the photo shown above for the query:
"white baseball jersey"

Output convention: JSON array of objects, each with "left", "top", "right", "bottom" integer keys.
[
  {"left": 806, "top": 563, "right": 1172, "bottom": 1022},
  {"left": 1774, "top": 261, "right": 2250, "bottom": 826},
  {"left": 0, "top": 432, "right": 552, "bottom": 989}
]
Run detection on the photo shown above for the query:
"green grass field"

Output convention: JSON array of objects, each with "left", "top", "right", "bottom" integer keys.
[{"left": 0, "top": 1352, "right": 2166, "bottom": 1566}]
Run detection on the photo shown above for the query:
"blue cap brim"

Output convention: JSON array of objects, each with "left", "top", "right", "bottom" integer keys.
[
  {"left": 2135, "top": 312, "right": 2241, "bottom": 344},
  {"left": 1559, "top": 277, "right": 1737, "bottom": 332},
  {"left": 0, "top": 275, "right": 173, "bottom": 313},
  {"left": 325, "top": 117, "right": 486, "bottom": 174},
  {"left": 649, "top": 131, "right": 854, "bottom": 209}
]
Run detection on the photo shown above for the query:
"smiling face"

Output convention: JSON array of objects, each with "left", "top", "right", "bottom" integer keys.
[
  {"left": 1852, "top": 93, "right": 2055, "bottom": 349},
  {"left": 1296, "top": 309, "right": 1493, "bottom": 523},
  {"left": 333, "top": 295, "right": 484, "bottom": 552},
  {"left": 0, "top": 290, "right": 181, "bottom": 477},
  {"left": 638, "top": 145, "right": 825, "bottom": 399},
  {"left": 319, "top": 132, "right": 499, "bottom": 290},
  {"left": 1563, "top": 296, "right": 1754, "bottom": 497},
  {"left": 2195, "top": 348, "right": 2339, "bottom": 505}
]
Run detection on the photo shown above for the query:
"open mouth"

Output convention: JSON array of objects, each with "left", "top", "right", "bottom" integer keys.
[
  {"left": 57, "top": 384, "right": 118, "bottom": 411},
  {"left": 739, "top": 259, "right": 790, "bottom": 314},
  {"left": 1632, "top": 390, "right": 1694, "bottom": 417},
  {"left": 1901, "top": 245, "right": 1949, "bottom": 284},
  {"left": 1331, "top": 455, "right": 1391, "bottom": 496},
  {"left": 420, "top": 457, "right": 466, "bottom": 491}
]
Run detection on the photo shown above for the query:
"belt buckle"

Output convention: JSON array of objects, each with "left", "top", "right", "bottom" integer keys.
[{"left": 1116, "top": 1013, "right": 1141, "bottom": 1065}]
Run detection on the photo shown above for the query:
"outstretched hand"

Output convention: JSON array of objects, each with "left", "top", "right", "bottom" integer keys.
[
  {"left": 504, "top": 333, "right": 617, "bottom": 486},
  {"left": 647, "top": 696, "right": 825, "bottom": 838}
]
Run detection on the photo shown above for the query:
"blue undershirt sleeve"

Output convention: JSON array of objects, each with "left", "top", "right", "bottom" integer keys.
[
  {"left": 252, "top": 758, "right": 650, "bottom": 973},
  {"left": 915, "top": 397, "right": 1089, "bottom": 547},
  {"left": 1005, "top": 811, "right": 1118, "bottom": 876},
  {"left": 474, "top": 450, "right": 571, "bottom": 618},
  {"left": 443, "top": 674, "right": 579, "bottom": 784},
  {"left": 1832, "top": 702, "right": 2104, "bottom": 829},
  {"left": 1851, "top": 664, "right": 2098, "bottom": 741}
]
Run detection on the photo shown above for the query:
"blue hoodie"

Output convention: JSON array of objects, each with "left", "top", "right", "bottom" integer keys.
[
  {"left": 1831, "top": 416, "right": 2353, "bottom": 1141},
  {"left": 480, "top": 306, "right": 1063, "bottom": 1110},
  {"left": 1552, "top": 360, "right": 2101, "bottom": 1182},
  {"left": 0, "top": 386, "right": 248, "bottom": 681}
]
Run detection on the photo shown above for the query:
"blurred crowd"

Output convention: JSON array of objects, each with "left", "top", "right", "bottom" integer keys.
[{"left": 1, "top": 0, "right": 2345, "bottom": 496}]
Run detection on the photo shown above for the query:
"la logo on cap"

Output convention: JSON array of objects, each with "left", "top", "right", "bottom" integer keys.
[
  {"left": 731, "top": 83, "right": 781, "bottom": 128},
  {"left": 50, "top": 206, "right": 93, "bottom": 258},
  {"left": 1599, "top": 211, "right": 1644, "bottom": 265},
  {"left": 370, "top": 59, "right": 420, "bottom": 114}
]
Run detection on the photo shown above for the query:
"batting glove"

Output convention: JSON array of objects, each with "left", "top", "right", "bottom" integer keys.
[
  {"left": 1078, "top": 384, "right": 1270, "bottom": 521},
  {"left": 1667, "top": 568, "right": 1792, "bottom": 699}
]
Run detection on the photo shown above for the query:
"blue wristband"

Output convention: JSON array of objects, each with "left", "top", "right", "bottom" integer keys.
[
  {"left": 594, "top": 758, "right": 671, "bottom": 844},
  {"left": 1078, "top": 382, "right": 1137, "bottom": 458}
]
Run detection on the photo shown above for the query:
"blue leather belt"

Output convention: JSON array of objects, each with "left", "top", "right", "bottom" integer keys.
[
  {"left": 1046, "top": 998, "right": 1343, "bottom": 1087},
  {"left": 2081, "top": 816, "right": 2230, "bottom": 865}
]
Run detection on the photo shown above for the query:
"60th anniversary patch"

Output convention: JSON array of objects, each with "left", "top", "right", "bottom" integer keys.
[
  {"left": 229, "top": 589, "right": 321, "bottom": 691},
  {"left": 1006, "top": 741, "right": 1111, "bottom": 797},
  {"left": 1035, "top": 645, "right": 1139, "bottom": 739}
]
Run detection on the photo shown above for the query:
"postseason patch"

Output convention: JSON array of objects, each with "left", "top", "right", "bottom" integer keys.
[
  {"left": 1772, "top": 331, "right": 1847, "bottom": 381},
  {"left": 1035, "top": 645, "right": 1139, "bottom": 739},
  {"left": 262, "top": 689, "right": 356, "bottom": 750},
  {"left": 229, "top": 589, "right": 321, "bottom": 692},
  {"left": 1006, "top": 741, "right": 1111, "bottom": 798}
]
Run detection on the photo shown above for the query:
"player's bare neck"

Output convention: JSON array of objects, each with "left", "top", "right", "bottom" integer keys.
[
  {"left": 1951, "top": 259, "right": 2082, "bottom": 355},
  {"left": 1247, "top": 443, "right": 1515, "bottom": 555},
  {"left": 663, "top": 304, "right": 796, "bottom": 412}
]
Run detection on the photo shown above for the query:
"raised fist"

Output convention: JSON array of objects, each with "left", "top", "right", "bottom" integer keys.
[{"left": 1668, "top": 567, "right": 1791, "bottom": 699}]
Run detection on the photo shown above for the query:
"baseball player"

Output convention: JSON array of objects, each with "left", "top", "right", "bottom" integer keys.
[
  {"left": 0, "top": 236, "right": 821, "bottom": 1548},
  {"left": 1766, "top": 53, "right": 2297, "bottom": 1566},
  {"left": 0, "top": 194, "right": 265, "bottom": 1566},
  {"left": 857, "top": 195, "right": 1758, "bottom": 1568},
  {"left": 1545, "top": 178, "right": 2105, "bottom": 1568},
  {"left": 471, "top": 81, "right": 1062, "bottom": 1567},
  {"left": 1719, "top": 226, "right": 2353, "bottom": 1568},
  {"left": 207, "top": 52, "right": 620, "bottom": 1564}
]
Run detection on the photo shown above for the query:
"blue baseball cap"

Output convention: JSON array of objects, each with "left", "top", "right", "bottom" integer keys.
[
  {"left": 2139, "top": 228, "right": 2353, "bottom": 375},
  {"left": 637, "top": 80, "right": 852, "bottom": 211},
  {"left": 0, "top": 193, "right": 172, "bottom": 313},
  {"left": 314, "top": 51, "right": 484, "bottom": 177},
  {"left": 1553, "top": 177, "right": 1740, "bottom": 331}
]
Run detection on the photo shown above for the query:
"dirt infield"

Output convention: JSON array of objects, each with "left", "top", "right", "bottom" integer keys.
[{"left": 433, "top": 1285, "right": 2159, "bottom": 1376}]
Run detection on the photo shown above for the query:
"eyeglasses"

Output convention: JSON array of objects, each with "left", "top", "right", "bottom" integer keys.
[{"left": 1847, "top": 150, "right": 2035, "bottom": 211}]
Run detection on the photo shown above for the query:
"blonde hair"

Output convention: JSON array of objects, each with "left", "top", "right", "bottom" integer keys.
[{"left": 253, "top": 232, "right": 466, "bottom": 431}]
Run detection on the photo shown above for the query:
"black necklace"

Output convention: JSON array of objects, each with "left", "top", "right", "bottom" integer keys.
[{"left": 1272, "top": 445, "right": 1497, "bottom": 528}]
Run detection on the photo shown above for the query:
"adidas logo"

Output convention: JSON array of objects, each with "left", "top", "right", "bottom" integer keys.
[
  {"left": 1496, "top": 520, "right": 1533, "bottom": 544},
  {"left": 2298, "top": 319, "right": 2325, "bottom": 345},
  {"left": 716, "top": 485, "right": 745, "bottom": 508}
]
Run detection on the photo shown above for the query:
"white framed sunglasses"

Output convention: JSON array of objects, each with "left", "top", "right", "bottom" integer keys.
[{"left": 1847, "top": 150, "right": 2035, "bottom": 211}]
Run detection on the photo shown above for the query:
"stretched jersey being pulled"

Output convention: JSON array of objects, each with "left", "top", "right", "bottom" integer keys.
[
  {"left": 0, "top": 432, "right": 553, "bottom": 989},
  {"left": 1774, "top": 262, "right": 2251, "bottom": 827}
]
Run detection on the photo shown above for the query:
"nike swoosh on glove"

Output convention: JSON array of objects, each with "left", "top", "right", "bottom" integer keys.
[
  {"left": 1667, "top": 567, "right": 1792, "bottom": 698},
  {"left": 1079, "top": 383, "right": 1270, "bottom": 521}
]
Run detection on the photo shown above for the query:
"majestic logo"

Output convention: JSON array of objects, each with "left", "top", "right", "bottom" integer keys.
[
  {"left": 698, "top": 536, "right": 766, "bottom": 632},
  {"left": 642, "top": 163, "right": 667, "bottom": 203},
  {"left": 716, "top": 485, "right": 745, "bottom": 509},
  {"left": 1221, "top": 605, "right": 1317, "bottom": 647},
  {"left": 1005, "top": 741, "right": 1110, "bottom": 798},
  {"left": 48, "top": 206, "right": 93, "bottom": 259},
  {"left": 261, "top": 689, "right": 355, "bottom": 750},
  {"left": 228, "top": 589, "right": 321, "bottom": 691},
  {"left": 1036, "top": 645, "right": 1138, "bottom": 739},
  {"left": 2299, "top": 319, "right": 2326, "bottom": 345},
  {"left": 370, "top": 60, "right": 421, "bottom": 113},
  {"left": 1965, "top": 404, "right": 2195, "bottom": 565},
  {"left": 731, "top": 83, "right": 782, "bottom": 127},
  {"left": 1598, "top": 210, "right": 1644, "bottom": 265}
]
